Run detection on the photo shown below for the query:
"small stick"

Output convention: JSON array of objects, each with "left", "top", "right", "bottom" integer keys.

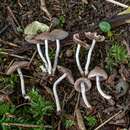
[
  {"left": 106, "top": 0, "right": 128, "bottom": 8},
  {"left": 29, "top": 50, "right": 37, "bottom": 66},
  {"left": 40, "top": 0, "right": 52, "bottom": 20},
  {"left": 2, "top": 122, "right": 52, "bottom": 128},
  {"left": 95, "top": 110, "right": 122, "bottom": 130}
]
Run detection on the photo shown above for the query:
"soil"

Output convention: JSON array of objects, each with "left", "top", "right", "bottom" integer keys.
[{"left": 0, "top": 0, "right": 130, "bottom": 130}]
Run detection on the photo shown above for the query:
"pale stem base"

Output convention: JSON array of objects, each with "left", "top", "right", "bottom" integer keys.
[
  {"left": 53, "top": 73, "right": 67, "bottom": 113},
  {"left": 96, "top": 76, "right": 111, "bottom": 100},
  {"left": 81, "top": 82, "right": 92, "bottom": 108}
]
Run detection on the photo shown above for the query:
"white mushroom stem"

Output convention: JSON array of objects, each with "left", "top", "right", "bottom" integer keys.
[
  {"left": 76, "top": 44, "right": 84, "bottom": 76},
  {"left": 106, "top": 0, "right": 128, "bottom": 8},
  {"left": 53, "top": 73, "right": 67, "bottom": 113},
  {"left": 37, "top": 43, "right": 48, "bottom": 73},
  {"left": 45, "top": 40, "right": 52, "bottom": 75},
  {"left": 85, "top": 39, "right": 96, "bottom": 76},
  {"left": 52, "top": 39, "right": 60, "bottom": 75},
  {"left": 96, "top": 76, "right": 111, "bottom": 100},
  {"left": 17, "top": 68, "right": 30, "bottom": 100},
  {"left": 81, "top": 82, "right": 92, "bottom": 108}
]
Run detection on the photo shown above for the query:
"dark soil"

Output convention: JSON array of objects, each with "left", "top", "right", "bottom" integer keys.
[{"left": 0, "top": 0, "right": 130, "bottom": 130}]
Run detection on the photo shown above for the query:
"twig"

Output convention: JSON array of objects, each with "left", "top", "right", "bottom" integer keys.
[
  {"left": 40, "top": 0, "right": 52, "bottom": 20},
  {"left": 29, "top": 50, "right": 37, "bottom": 66},
  {"left": 75, "top": 108, "right": 86, "bottom": 130},
  {"left": 95, "top": 110, "right": 122, "bottom": 130},
  {"left": 0, "top": 38, "right": 18, "bottom": 47},
  {"left": 122, "top": 39, "right": 130, "bottom": 56},
  {"left": 0, "top": 51, "right": 29, "bottom": 60},
  {"left": 2, "top": 122, "right": 52, "bottom": 128},
  {"left": 0, "top": 25, "right": 9, "bottom": 35}
]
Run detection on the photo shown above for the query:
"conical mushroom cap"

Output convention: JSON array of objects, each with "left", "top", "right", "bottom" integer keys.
[
  {"left": 88, "top": 66, "right": 108, "bottom": 81},
  {"left": 57, "top": 65, "right": 74, "bottom": 85},
  {"left": 85, "top": 32, "right": 105, "bottom": 42},
  {"left": 74, "top": 78, "right": 91, "bottom": 92},
  {"left": 50, "top": 29, "right": 69, "bottom": 40},
  {"left": 6, "top": 61, "right": 29, "bottom": 75}
]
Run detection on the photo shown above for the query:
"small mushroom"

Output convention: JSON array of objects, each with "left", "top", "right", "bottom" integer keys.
[
  {"left": 6, "top": 61, "right": 30, "bottom": 99},
  {"left": 74, "top": 78, "right": 92, "bottom": 108},
  {"left": 106, "top": 0, "right": 128, "bottom": 8},
  {"left": 73, "top": 33, "right": 90, "bottom": 76},
  {"left": 88, "top": 66, "right": 111, "bottom": 100},
  {"left": 25, "top": 32, "right": 52, "bottom": 74},
  {"left": 50, "top": 29, "right": 69, "bottom": 74},
  {"left": 84, "top": 32, "right": 105, "bottom": 75},
  {"left": 53, "top": 65, "right": 74, "bottom": 113}
]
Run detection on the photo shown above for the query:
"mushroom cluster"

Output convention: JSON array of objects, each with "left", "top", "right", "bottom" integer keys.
[{"left": 72, "top": 32, "right": 113, "bottom": 109}]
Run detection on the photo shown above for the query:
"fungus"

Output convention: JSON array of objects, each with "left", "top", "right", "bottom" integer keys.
[
  {"left": 88, "top": 66, "right": 111, "bottom": 100},
  {"left": 53, "top": 65, "right": 74, "bottom": 113},
  {"left": 84, "top": 32, "right": 105, "bottom": 75},
  {"left": 6, "top": 61, "right": 30, "bottom": 99},
  {"left": 74, "top": 78, "right": 92, "bottom": 108}
]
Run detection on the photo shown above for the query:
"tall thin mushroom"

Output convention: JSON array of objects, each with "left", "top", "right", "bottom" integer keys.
[
  {"left": 73, "top": 33, "right": 90, "bottom": 76},
  {"left": 88, "top": 66, "right": 111, "bottom": 100},
  {"left": 50, "top": 29, "right": 69, "bottom": 75},
  {"left": 84, "top": 32, "right": 105, "bottom": 76},
  {"left": 74, "top": 78, "right": 92, "bottom": 109},
  {"left": 6, "top": 61, "right": 30, "bottom": 99},
  {"left": 53, "top": 65, "right": 74, "bottom": 114}
]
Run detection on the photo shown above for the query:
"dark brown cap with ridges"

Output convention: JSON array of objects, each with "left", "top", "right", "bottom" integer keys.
[
  {"left": 85, "top": 32, "right": 105, "bottom": 42},
  {"left": 88, "top": 66, "right": 108, "bottom": 81},
  {"left": 57, "top": 65, "right": 74, "bottom": 85},
  {"left": 73, "top": 33, "right": 90, "bottom": 49},
  {"left": 74, "top": 78, "right": 91, "bottom": 92},
  {"left": 50, "top": 29, "right": 69, "bottom": 40},
  {"left": 6, "top": 61, "right": 29, "bottom": 75}
]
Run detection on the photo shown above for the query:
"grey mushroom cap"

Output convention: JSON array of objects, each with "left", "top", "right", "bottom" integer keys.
[
  {"left": 88, "top": 66, "right": 108, "bottom": 81},
  {"left": 85, "top": 32, "right": 105, "bottom": 42},
  {"left": 57, "top": 65, "right": 74, "bottom": 85},
  {"left": 74, "top": 78, "right": 91, "bottom": 92},
  {"left": 6, "top": 61, "right": 29, "bottom": 75},
  {"left": 50, "top": 29, "right": 69, "bottom": 40},
  {"left": 25, "top": 32, "right": 55, "bottom": 44}
]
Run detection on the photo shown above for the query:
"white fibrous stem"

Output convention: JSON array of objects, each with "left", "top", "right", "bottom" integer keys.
[
  {"left": 52, "top": 39, "right": 60, "bottom": 75},
  {"left": 76, "top": 44, "right": 84, "bottom": 76},
  {"left": 106, "top": 0, "right": 128, "bottom": 8},
  {"left": 53, "top": 73, "right": 67, "bottom": 113},
  {"left": 37, "top": 43, "right": 48, "bottom": 72},
  {"left": 81, "top": 82, "right": 92, "bottom": 108},
  {"left": 85, "top": 39, "right": 96, "bottom": 76},
  {"left": 17, "top": 68, "right": 30, "bottom": 100},
  {"left": 45, "top": 40, "right": 52, "bottom": 75},
  {"left": 96, "top": 76, "right": 111, "bottom": 100}
]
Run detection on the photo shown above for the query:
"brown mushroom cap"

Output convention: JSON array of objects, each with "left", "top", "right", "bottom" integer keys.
[
  {"left": 6, "top": 61, "right": 29, "bottom": 75},
  {"left": 88, "top": 66, "right": 108, "bottom": 81},
  {"left": 50, "top": 29, "right": 69, "bottom": 40},
  {"left": 85, "top": 32, "right": 105, "bottom": 42},
  {"left": 25, "top": 32, "right": 56, "bottom": 44},
  {"left": 74, "top": 78, "right": 91, "bottom": 92},
  {"left": 73, "top": 33, "right": 90, "bottom": 49},
  {"left": 57, "top": 65, "right": 74, "bottom": 85}
]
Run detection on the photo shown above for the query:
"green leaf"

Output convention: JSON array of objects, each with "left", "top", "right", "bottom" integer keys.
[
  {"left": 99, "top": 21, "right": 111, "bottom": 32},
  {"left": 85, "top": 115, "right": 97, "bottom": 127},
  {"left": 118, "top": 7, "right": 130, "bottom": 15},
  {"left": 24, "top": 21, "right": 49, "bottom": 36}
]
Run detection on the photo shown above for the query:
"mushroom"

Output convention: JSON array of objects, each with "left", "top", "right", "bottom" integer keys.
[
  {"left": 25, "top": 32, "right": 53, "bottom": 74},
  {"left": 106, "top": 0, "right": 128, "bottom": 8},
  {"left": 50, "top": 29, "right": 69, "bottom": 75},
  {"left": 73, "top": 33, "right": 90, "bottom": 76},
  {"left": 84, "top": 32, "right": 105, "bottom": 75},
  {"left": 88, "top": 66, "right": 111, "bottom": 100},
  {"left": 53, "top": 65, "right": 74, "bottom": 113},
  {"left": 6, "top": 61, "right": 30, "bottom": 99},
  {"left": 74, "top": 78, "right": 92, "bottom": 108}
]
